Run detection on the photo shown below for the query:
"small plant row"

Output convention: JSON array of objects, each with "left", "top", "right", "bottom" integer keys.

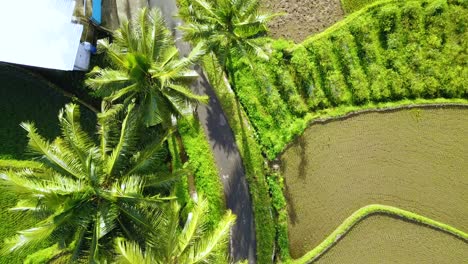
[
  {"left": 291, "top": 204, "right": 468, "bottom": 264},
  {"left": 232, "top": 0, "right": 468, "bottom": 158}
]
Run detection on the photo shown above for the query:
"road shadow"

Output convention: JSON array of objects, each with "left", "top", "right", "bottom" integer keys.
[
  {"left": 224, "top": 162, "right": 257, "bottom": 263},
  {"left": 195, "top": 68, "right": 238, "bottom": 156}
]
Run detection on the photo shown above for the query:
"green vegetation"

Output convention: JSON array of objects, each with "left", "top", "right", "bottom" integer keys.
[
  {"left": 293, "top": 204, "right": 468, "bottom": 264},
  {"left": 115, "top": 195, "right": 235, "bottom": 264},
  {"left": 0, "top": 103, "right": 174, "bottom": 261},
  {"left": 0, "top": 65, "right": 96, "bottom": 263},
  {"left": 178, "top": 0, "right": 282, "bottom": 261},
  {"left": 2, "top": 0, "right": 467, "bottom": 263},
  {"left": 178, "top": 0, "right": 280, "bottom": 80},
  {"left": 86, "top": 7, "right": 207, "bottom": 127},
  {"left": 0, "top": 7, "right": 230, "bottom": 263},
  {"left": 202, "top": 55, "right": 276, "bottom": 263},
  {"left": 340, "top": 0, "right": 384, "bottom": 13},
  {"left": 281, "top": 107, "right": 468, "bottom": 258},
  {"left": 231, "top": 0, "right": 468, "bottom": 158},
  {"left": 178, "top": 116, "right": 225, "bottom": 229},
  {"left": 0, "top": 65, "right": 95, "bottom": 159}
]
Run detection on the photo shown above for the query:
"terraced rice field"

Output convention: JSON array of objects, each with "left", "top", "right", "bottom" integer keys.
[
  {"left": 280, "top": 107, "right": 468, "bottom": 259},
  {"left": 315, "top": 215, "right": 468, "bottom": 263}
]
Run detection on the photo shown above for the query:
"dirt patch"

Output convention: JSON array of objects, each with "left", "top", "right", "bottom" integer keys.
[
  {"left": 261, "top": 0, "right": 345, "bottom": 43},
  {"left": 280, "top": 107, "right": 468, "bottom": 258}
]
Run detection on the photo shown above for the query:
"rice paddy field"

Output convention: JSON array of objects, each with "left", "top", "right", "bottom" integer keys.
[
  {"left": 315, "top": 215, "right": 468, "bottom": 263},
  {"left": 280, "top": 107, "right": 468, "bottom": 259}
]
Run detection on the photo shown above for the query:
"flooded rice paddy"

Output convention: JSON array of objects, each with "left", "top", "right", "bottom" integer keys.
[
  {"left": 315, "top": 215, "right": 468, "bottom": 263},
  {"left": 280, "top": 107, "right": 468, "bottom": 259}
]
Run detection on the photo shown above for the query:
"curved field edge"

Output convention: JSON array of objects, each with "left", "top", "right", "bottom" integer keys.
[
  {"left": 233, "top": 0, "right": 468, "bottom": 159},
  {"left": 291, "top": 204, "right": 468, "bottom": 264},
  {"left": 301, "top": 0, "right": 399, "bottom": 46},
  {"left": 278, "top": 100, "right": 468, "bottom": 156}
]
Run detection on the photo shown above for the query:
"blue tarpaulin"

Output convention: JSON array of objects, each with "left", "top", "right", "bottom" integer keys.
[{"left": 91, "top": 0, "right": 101, "bottom": 25}]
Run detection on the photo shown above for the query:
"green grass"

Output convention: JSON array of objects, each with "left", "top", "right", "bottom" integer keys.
[
  {"left": 232, "top": 0, "right": 468, "bottom": 159},
  {"left": 292, "top": 204, "right": 468, "bottom": 264},
  {"left": 178, "top": 116, "right": 225, "bottom": 229},
  {"left": 340, "top": 0, "right": 389, "bottom": 13},
  {"left": 203, "top": 54, "right": 276, "bottom": 264}
]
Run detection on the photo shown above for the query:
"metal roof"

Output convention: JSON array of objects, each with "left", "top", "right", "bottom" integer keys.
[{"left": 0, "top": 0, "right": 83, "bottom": 70}]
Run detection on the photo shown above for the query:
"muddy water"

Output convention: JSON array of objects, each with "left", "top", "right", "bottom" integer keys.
[{"left": 280, "top": 107, "right": 468, "bottom": 258}]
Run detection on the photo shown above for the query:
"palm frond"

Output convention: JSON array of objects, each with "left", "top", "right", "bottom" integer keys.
[
  {"left": 58, "top": 104, "right": 96, "bottom": 165},
  {"left": 116, "top": 21, "right": 139, "bottom": 54},
  {"left": 141, "top": 90, "right": 163, "bottom": 127},
  {"left": 97, "top": 38, "right": 126, "bottom": 68},
  {"left": 98, "top": 103, "right": 125, "bottom": 157},
  {"left": 189, "top": 209, "right": 236, "bottom": 263},
  {"left": 0, "top": 167, "right": 84, "bottom": 196},
  {"left": 1, "top": 218, "right": 55, "bottom": 254},
  {"left": 85, "top": 67, "right": 131, "bottom": 97},
  {"left": 106, "top": 104, "right": 139, "bottom": 176},
  {"left": 126, "top": 130, "right": 172, "bottom": 176},
  {"left": 21, "top": 122, "right": 84, "bottom": 179},
  {"left": 166, "top": 83, "right": 208, "bottom": 104},
  {"left": 115, "top": 238, "right": 152, "bottom": 264},
  {"left": 148, "top": 8, "right": 173, "bottom": 62},
  {"left": 176, "top": 196, "right": 208, "bottom": 256},
  {"left": 159, "top": 42, "right": 206, "bottom": 80}
]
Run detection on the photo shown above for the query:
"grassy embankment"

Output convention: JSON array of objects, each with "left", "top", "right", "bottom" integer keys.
[
  {"left": 233, "top": 0, "right": 468, "bottom": 159},
  {"left": 292, "top": 204, "right": 468, "bottom": 264},
  {"left": 340, "top": 0, "right": 386, "bottom": 13},
  {"left": 177, "top": 117, "right": 225, "bottom": 229}
]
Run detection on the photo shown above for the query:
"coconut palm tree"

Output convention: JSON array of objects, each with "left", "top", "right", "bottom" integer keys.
[
  {"left": 0, "top": 103, "right": 177, "bottom": 262},
  {"left": 86, "top": 8, "right": 207, "bottom": 128},
  {"left": 114, "top": 195, "right": 235, "bottom": 264},
  {"left": 177, "top": 0, "right": 280, "bottom": 82}
]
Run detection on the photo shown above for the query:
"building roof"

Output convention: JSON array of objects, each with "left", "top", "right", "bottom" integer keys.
[{"left": 0, "top": 0, "right": 83, "bottom": 70}]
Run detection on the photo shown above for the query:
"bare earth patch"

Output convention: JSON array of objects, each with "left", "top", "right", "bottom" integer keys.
[{"left": 261, "top": 0, "right": 345, "bottom": 43}]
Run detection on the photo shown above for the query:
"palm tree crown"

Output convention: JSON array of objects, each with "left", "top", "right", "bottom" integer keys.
[
  {"left": 86, "top": 8, "right": 207, "bottom": 127},
  {"left": 0, "top": 103, "right": 174, "bottom": 262},
  {"left": 178, "top": 0, "right": 280, "bottom": 67},
  {"left": 115, "top": 195, "right": 235, "bottom": 264}
]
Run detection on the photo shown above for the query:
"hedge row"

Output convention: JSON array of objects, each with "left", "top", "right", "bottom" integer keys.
[
  {"left": 178, "top": 117, "right": 225, "bottom": 229},
  {"left": 233, "top": 0, "right": 468, "bottom": 159}
]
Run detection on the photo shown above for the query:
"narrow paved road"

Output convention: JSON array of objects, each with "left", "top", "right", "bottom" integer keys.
[{"left": 148, "top": 1, "right": 257, "bottom": 263}]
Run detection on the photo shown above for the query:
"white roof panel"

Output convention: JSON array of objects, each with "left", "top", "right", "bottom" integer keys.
[{"left": 0, "top": 0, "right": 83, "bottom": 70}]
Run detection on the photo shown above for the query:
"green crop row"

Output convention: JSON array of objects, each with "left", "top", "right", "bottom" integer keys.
[{"left": 232, "top": 0, "right": 468, "bottom": 159}]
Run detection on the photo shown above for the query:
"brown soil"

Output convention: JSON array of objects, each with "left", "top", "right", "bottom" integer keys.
[{"left": 261, "top": 0, "right": 345, "bottom": 43}]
